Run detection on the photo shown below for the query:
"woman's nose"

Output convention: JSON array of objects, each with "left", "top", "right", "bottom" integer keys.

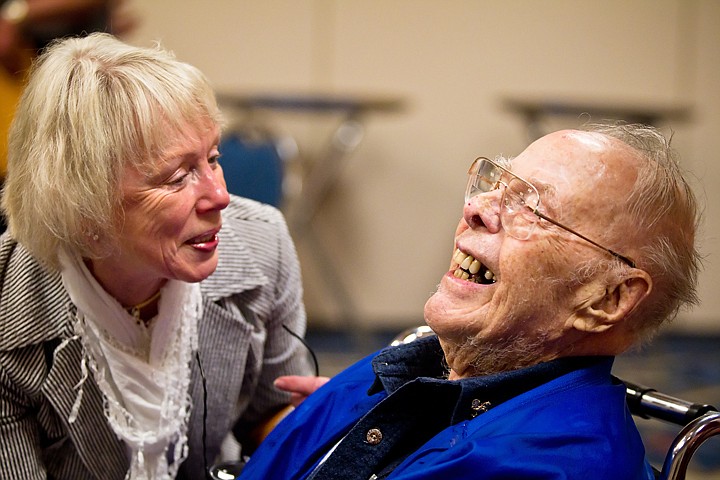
[
  {"left": 197, "top": 167, "right": 230, "bottom": 212},
  {"left": 463, "top": 189, "right": 503, "bottom": 233}
]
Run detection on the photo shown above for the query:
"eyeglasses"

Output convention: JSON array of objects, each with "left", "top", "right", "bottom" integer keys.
[{"left": 465, "top": 157, "right": 636, "bottom": 268}]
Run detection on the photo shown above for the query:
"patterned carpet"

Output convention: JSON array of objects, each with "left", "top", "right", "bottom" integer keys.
[{"left": 307, "top": 328, "right": 720, "bottom": 478}]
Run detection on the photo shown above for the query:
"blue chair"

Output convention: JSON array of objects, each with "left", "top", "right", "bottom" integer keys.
[{"left": 219, "top": 133, "right": 285, "bottom": 208}]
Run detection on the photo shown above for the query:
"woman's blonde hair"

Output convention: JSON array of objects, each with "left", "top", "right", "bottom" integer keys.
[{"left": 1, "top": 33, "right": 221, "bottom": 268}]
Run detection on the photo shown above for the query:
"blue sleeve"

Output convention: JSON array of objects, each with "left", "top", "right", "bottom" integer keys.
[{"left": 239, "top": 352, "right": 386, "bottom": 479}]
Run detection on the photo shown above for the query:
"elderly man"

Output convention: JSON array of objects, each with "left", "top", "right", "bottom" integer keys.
[{"left": 239, "top": 123, "right": 701, "bottom": 479}]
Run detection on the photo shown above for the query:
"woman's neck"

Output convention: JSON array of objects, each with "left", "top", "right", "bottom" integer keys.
[
  {"left": 125, "top": 289, "right": 162, "bottom": 324},
  {"left": 83, "top": 257, "right": 166, "bottom": 309}
]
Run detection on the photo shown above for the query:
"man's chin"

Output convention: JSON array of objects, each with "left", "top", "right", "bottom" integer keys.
[
  {"left": 424, "top": 286, "right": 491, "bottom": 336},
  {"left": 424, "top": 312, "right": 477, "bottom": 348}
]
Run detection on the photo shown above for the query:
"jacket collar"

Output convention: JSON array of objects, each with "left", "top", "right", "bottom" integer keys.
[
  {"left": 0, "top": 239, "right": 71, "bottom": 350},
  {"left": 370, "top": 336, "right": 614, "bottom": 424},
  {"left": 200, "top": 211, "right": 268, "bottom": 300},
  {"left": 43, "top": 336, "right": 129, "bottom": 477}
]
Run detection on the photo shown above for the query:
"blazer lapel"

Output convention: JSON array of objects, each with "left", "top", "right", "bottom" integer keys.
[
  {"left": 42, "top": 336, "right": 128, "bottom": 479},
  {"left": 0, "top": 243, "right": 127, "bottom": 478},
  {"left": 181, "top": 297, "right": 254, "bottom": 477}
]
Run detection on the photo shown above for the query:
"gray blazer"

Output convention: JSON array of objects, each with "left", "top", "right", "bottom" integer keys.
[{"left": 0, "top": 196, "right": 311, "bottom": 479}]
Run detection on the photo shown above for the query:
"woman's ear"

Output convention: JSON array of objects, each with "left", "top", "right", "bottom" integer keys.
[{"left": 572, "top": 270, "right": 652, "bottom": 333}]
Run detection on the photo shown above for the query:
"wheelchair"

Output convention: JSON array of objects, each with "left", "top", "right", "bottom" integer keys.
[{"left": 210, "top": 326, "right": 720, "bottom": 480}]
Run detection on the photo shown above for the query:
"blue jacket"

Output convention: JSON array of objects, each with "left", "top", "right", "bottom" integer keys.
[{"left": 241, "top": 338, "right": 654, "bottom": 479}]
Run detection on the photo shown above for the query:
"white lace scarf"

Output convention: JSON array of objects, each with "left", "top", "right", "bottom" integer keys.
[{"left": 58, "top": 250, "right": 202, "bottom": 480}]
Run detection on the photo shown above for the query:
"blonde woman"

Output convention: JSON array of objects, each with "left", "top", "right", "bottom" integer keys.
[{"left": 0, "top": 33, "right": 311, "bottom": 479}]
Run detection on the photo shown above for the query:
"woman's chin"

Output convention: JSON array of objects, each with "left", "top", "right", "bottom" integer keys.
[{"left": 176, "top": 256, "right": 220, "bottom": 283}]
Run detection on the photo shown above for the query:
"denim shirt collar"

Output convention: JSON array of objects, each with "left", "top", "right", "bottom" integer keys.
[{"left": 370, "top": 335, "right": 613, "bottom": 424}]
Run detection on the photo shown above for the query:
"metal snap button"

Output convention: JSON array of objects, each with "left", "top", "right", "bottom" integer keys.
[{"left": 366, "top": 428, "right": 383, "bottom": 445}]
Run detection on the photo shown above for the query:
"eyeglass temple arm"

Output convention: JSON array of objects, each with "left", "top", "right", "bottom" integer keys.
[{"left": 532, "top": 210, "right": 637, "bottom": 268}]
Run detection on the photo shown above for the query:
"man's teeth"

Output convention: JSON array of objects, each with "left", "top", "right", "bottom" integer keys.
[{"left": 452, "top": 249, "right": 496, "bottom": 284}]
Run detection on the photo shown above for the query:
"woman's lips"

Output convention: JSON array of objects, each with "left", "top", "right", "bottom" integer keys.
[{"left": 187, "top": 230, "right": 220, "bottom": 251}]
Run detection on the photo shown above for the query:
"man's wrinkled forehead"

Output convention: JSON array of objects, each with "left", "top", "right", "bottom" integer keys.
[
  {"left": 513, "top": 130, "right": 616, "bottom": 184},
  {"left": 507, "top": 129, "right": 633, "bottom": 217}
]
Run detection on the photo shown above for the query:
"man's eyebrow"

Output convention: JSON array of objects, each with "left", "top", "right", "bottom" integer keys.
[
  {"left": 529, "top": 177, "right": 553, "bottom": 191},
  {"left": 528, "top": 177, "right": 561, "bottom": 213}
]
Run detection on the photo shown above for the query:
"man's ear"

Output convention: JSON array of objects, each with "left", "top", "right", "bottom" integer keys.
[{"left": 573, "top": 271, "right": 652, "bottom": 333}]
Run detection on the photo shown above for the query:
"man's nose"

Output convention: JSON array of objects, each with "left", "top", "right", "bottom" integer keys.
[{"left": 463, "top": 189, "right": 503, "bottom": 233}]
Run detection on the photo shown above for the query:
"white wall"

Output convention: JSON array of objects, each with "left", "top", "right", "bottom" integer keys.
[{"left": 126, "top": 0, "right": 720, "bottom": 332}]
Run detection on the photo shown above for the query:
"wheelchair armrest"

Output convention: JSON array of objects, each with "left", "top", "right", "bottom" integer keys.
[{"left": 618, "top": 376, "right": 718, "bottom": 426}]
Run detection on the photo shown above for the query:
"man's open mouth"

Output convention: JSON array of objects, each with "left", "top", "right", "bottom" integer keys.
[{"left": 452, "top": 248, "right": 496, "bottom": 284}]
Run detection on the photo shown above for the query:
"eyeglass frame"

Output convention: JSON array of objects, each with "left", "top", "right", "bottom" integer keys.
[{"left": 465, "top": 156, "right": 637, "bottom": 268}]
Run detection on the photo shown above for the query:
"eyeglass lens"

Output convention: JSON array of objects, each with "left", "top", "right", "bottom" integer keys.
[
  {"left": 465, "top": 157, "right": 502, "bottom": 200},
  {"left": 501, "top": 178, "right": 541, "bottom": 240},
  {"left": 466, "top": 158, "right": 541, "bottom": 241}
]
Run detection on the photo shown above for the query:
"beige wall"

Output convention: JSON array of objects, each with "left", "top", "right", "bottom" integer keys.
[{"left": 127, "top": 0, "right": 720, "bottom": 332}]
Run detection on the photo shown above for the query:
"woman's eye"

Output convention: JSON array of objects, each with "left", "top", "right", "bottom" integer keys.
[
  {"left": 167, "top": 171, "right": 189, "bottom": 186},
  {"left": 209, "top": 153, "right": 221, "bottom": 166}
]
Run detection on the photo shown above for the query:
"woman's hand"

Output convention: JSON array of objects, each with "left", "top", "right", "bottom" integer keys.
[{"left": 274, "top": 375, "right": 330, "bottom": 407}]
